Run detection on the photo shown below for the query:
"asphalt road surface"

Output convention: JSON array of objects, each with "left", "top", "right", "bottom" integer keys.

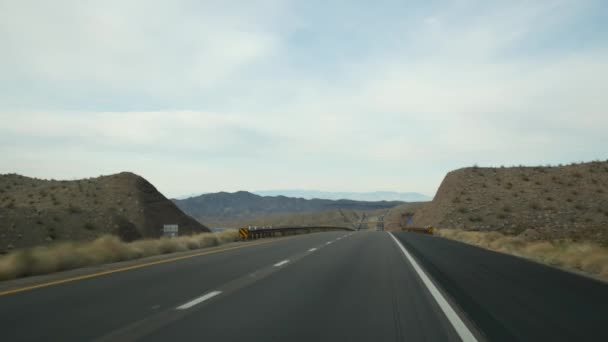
[{"left": 1, "top": 231, "right": 607, "bottom": 341}]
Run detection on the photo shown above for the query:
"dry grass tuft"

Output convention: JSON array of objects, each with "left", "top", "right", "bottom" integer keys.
[
  {"left": 436, "top": 228, "right": 608, "bottom": 281},
  {"left": 0, "top": 230, "right": 239, "bottom": 281}
]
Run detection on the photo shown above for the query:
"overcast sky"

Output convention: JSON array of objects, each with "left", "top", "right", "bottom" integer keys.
[{"left": 1, "top": 0, "right": 607, "bottom": 198}]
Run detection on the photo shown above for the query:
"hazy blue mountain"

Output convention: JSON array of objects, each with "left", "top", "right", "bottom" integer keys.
[
  {"left": 253, "top": 190, "right": 432, "bottom": 202},
  {"left": 173, "top": 191, "right": 404, "bottom": 225}
]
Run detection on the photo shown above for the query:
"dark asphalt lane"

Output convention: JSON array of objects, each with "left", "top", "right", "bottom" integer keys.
[
  {"left": 143, "top": 231, "right": 461, "bottom": 342},
  {"left": 394, "top": 232, "right": 608, "bottom": 342}
]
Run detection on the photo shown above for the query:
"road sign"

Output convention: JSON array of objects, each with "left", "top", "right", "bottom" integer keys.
[
  {"left": 163, "top": 224, "right": 179, "bottom": 238},
  {"left": 239, "top": 228, "right": 249, "bottom": 239}
]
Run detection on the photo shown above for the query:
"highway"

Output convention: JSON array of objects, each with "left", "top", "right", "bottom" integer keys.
[{"left": 1, "top": 231, "right": 607, "bottom": 341}]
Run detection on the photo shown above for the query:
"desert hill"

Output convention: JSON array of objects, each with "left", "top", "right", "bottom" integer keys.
[
  {"left": 408, "top": 161, "right": 608, "bottom": 242},
  {"left": 173, "top": 191, "right": 403, "bottom": 227},
  {"left": 0, "top": 172, "right": 209, "bottom": 252}
]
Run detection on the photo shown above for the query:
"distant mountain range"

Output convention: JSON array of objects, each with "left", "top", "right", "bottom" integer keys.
[
  {"left": 173, "top": 191, "right": 406, "bottom": 227},
  {"left": 175, "top": 190, "right": 431, "bottom": 202},
  {"left": 253, "top": 190, "right": 432, "bottom": 202}
]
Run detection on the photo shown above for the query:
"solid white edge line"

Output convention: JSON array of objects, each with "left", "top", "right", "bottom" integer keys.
[
  {"left": 388, "top": 233, "right": 478, "bottom": 342},
  {"left": 308, "top": 248, "right": 317, "bottom": 252},
  {"left": 273, "top": 260, "right": 290, "bottom": 267},
  {"left": 176, "top": 290, "right": 222, "bottom": 310}
]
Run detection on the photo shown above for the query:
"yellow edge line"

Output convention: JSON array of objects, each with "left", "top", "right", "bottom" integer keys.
[{"left": 0, "top": 239, "right": 275, "bottom": 297}]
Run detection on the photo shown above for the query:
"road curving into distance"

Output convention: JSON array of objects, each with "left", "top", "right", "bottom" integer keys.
[{"left": 0, "top": 231, "right": 606, "bottom": 341}]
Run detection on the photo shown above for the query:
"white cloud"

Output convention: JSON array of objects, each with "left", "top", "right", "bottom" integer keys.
[
  {"left": 0, "top": 1, "right": 606, "bottom": 197},
  {"left": 0, "top": 0, "right": 280, "bottom": 95}
]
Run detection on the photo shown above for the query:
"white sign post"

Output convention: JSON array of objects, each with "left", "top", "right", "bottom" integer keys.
[{"left": 162, "top": 224, "right": 179, "bottom": 238}]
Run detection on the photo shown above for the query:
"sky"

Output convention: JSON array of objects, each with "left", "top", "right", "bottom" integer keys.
[{"left": 1, "top": 0, "right": 607, "bottom": 198}]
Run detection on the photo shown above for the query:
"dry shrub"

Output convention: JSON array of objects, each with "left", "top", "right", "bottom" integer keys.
[
  {"left": 0, "top": 230, "right": 239, "bottom": 281},
  {"left": 0, "top": 253, "right": 24, "bottom": 280},
  {"left": 437, "top": 228, "right": 608, "bottom": 281}
]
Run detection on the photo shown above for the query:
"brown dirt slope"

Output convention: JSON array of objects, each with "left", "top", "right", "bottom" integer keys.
[
  {"left": 412, "top": 161, "right": 608, "bottom": 242},
  {"left": 221, "top": 209, "right": 365, "bottom": 229},
  {"left": 383, "top": 202, "right": 430, "bottom": 231},
  {"left": 232, "top": 204, "right": 427, "bottom": 231},
  {"left": 0, "top": 172, "right": 209, "bottom": 252}
]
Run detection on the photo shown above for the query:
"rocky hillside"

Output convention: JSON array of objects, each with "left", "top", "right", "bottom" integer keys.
[
  {"left": 0, "top": 172, "right": 209, "bottom": 252},
  {"left": 411, "top": 161, "right": 608, "bottom": 242},
  {"left": 173, "top": 191, "right": 403, "bottom": 227}
]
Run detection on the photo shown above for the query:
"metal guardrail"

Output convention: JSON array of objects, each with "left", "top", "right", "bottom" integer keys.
[
  {"left": 403, "top": 226, "right": 434, "bottom": 235},
  {"left": 239, "top": 226, "right": 355, "bottom": 240}
]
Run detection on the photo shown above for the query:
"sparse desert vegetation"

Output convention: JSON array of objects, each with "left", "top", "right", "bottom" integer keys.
[
  {"left": 409, "top": 161, "right": 608, "bottom": 243},
  {"left": 0, "top": 172, "right": 209, "bottom": 251},
  {"left": 0, "top": 230, "right": 238, "bottom": 281},
  {"left": 226, "top": 209, "right": 363, "bottom": 229},
  {"left": 437, "top": 228, "right": 608, "bottom": 281}
]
